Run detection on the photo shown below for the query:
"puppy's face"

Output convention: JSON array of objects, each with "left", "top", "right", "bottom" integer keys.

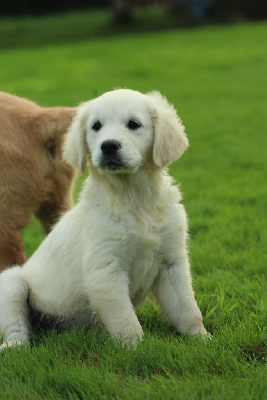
[
  {"left": 86, "top": 91, "right": 154, "bottom": 174},
  {"left": 64, "top": 89, "right": 189, "bottom": 174}
]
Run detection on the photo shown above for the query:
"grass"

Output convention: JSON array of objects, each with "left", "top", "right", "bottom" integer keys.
[{"left": 0, "top": 9, "right": 266, "bottom": 399}]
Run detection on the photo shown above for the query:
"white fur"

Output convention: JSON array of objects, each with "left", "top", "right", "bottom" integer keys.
[{"left": 0, "top": 89, "right": 207, "bottom": 349}]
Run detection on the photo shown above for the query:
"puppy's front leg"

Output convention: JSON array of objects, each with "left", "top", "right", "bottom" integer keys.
[
  {"left": 86, "top": 262, "right": 143, "bottom": 346},
  {"left": 153, "top": 260, "right": 208, "bottom": 337}
]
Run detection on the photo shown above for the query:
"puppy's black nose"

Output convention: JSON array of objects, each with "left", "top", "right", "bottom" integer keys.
[{"left": 101, "top": 140, "right": 121, "bottom": 156}]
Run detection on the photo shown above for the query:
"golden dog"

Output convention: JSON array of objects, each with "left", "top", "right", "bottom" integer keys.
[{"left": 0, "top": 92, "right": 76, "bottom": 271}]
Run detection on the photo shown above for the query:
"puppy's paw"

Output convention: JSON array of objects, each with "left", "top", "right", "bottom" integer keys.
[
  {"left": 189, "top": 326, "right": 212, "bottom": 340},
  {"left": 115, "top": 325, "right": 143, "bottom": 348},
  {"left": 124, "top": 333, "right": 143, "bottom": 348},
  {"left": 0, "top": 340, "right": 28, "bottom": 352}
]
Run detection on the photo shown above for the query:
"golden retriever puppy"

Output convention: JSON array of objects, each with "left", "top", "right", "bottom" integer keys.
[
  {"left": 0, "top": 89, "right": 208, "bottom": 350},
  {"left": 0, "top": 92, "right": 76, "bottom": 271}
]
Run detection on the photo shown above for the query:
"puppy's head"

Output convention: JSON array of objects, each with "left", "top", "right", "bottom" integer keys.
[{"left": 63, "top": 89, "right": 188, "bottom": 174}]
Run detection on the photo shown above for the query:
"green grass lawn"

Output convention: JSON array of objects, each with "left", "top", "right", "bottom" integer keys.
[{"left": 0, "top": 9, "right": 266, "bottom": 399}]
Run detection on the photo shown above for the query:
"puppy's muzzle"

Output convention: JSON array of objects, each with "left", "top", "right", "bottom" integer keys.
[{"left": 100, "top": 140, "right": 123, "bottom": 171}]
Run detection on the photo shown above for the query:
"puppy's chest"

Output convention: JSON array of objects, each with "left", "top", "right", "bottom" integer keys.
[{"left": 115, "top": 216, "right": 162, "bottom": 303}]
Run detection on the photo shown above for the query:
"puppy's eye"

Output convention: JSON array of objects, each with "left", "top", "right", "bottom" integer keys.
[
  {"left": 92, "top": 121, "right": 102, "bottom": 131},
  {"left": 127, "top": 119, "right": 141, "bottom": 130}
]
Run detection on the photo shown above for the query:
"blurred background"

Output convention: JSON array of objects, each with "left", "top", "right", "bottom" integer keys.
[
  {"left": 1, "top": 1, "right": 266, "bottom": 76},
  {"left": 1, "top": 0, "right": 267, "bottom": 22}
]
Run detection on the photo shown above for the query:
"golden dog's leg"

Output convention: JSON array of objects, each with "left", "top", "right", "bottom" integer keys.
[
  {"left": 0, "top": 230, "right": 26, "bottom": 271},
  {"left": 35, "top": 203, "right": 60, "bottom": 234}
]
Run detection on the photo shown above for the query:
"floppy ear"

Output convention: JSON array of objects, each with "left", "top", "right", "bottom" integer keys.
[
  {"left": 36, "top": 107, "right": 77, "bottom": 141},
  {"left": 147, "top": 91, "right": 189, "bottom": 168},
  {"left": 63, "top": 102, "right": 89, "bottom": 174}
]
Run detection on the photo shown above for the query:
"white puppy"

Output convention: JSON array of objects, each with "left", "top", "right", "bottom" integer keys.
[{"left": 0, "top": 89, "right": 208, "bottom": 350}]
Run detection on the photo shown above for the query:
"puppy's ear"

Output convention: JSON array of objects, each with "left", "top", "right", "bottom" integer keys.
[
  {"left": 147, "top": 91, "right": 189, "bottom": 168},
  {"left": 36, "top": 107, "right": 77, "bottom": 141},
  {"left": 63, "top": 103, "right": 89, "bottom": 174}
]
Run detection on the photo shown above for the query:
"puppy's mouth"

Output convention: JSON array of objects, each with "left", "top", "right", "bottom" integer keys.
[
  {"left": 103, "top": 160, "right": 123, "bottom": 171},
  {"left": 99, "top": 155, "right": 125, "bottom": 171}
]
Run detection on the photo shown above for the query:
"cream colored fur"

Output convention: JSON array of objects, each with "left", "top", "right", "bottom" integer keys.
[{"left": 0, "top": 89, "right": 208, "bottom": 350}]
